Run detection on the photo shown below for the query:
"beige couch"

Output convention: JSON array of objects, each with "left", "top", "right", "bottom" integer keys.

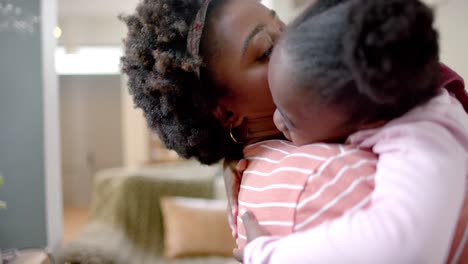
[{"left": 58, "top": 161, "right": 237, "bottom": 264}]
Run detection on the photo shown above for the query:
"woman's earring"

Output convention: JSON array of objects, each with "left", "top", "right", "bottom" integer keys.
[{"left": 230, "top": 124, "right": 244, "bottom": 144}]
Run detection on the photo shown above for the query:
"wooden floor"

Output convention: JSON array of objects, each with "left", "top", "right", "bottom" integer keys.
[{"left": 63, "top": 207, "right": 89, "bottom": 243}]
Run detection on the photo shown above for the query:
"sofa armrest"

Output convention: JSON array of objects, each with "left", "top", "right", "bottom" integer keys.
[{"left": 88, "top": 161, "right": 219, "bottom": 255}]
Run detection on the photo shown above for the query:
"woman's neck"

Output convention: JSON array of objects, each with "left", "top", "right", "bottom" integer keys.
[{"left": 242, "top": 111, "right": 284, "bottom": 145}]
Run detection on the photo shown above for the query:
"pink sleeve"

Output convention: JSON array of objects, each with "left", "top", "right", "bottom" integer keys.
[
  {"left": 439, "top": 63, "right": 467, "bottom": 112},
  {"left": 243, "top": 122, "right": 466, "bottom": 264}
]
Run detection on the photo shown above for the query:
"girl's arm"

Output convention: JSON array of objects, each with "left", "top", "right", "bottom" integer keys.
[{"left": 243, "top": 121, "right": 466, "bottom": 264}]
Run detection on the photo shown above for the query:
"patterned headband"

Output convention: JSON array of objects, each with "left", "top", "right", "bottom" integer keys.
[{"left": 187, "top": 0, "right": 214, "bottom": 78}]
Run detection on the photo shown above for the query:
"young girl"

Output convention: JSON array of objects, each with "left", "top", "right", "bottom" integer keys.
[{"left": 238, "top": 0, "right": 468, "bottom": 263}]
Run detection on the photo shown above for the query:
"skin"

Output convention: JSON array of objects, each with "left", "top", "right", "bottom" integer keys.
[
  {"left": 205, "top": 0, "right": 285, "bottom": 242},
  {"left": 208, "top": 0, "right": 285, "bottom": 131},
  {"left": 231, "top": 45, "right": 359, "bottom": 262},
  {"left": 210, "top": 2, "right": 354, "bottom": 259},
  {"left": 208, "top": 2, "right": 386, "bottom": 260},
  {"left": 204, "top": 1, "right": 380, "bottom": 258},
  {"left": 269, "top": 44, "right": 361, "bottom": 145},
  {"left": 233, "top": 43, "right": 365, "bottom": 263},
  {"left": 233, "top": 212, "right": 268, "bottom": 262}
]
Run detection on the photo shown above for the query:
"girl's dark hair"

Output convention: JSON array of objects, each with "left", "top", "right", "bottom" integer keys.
[
  {"left": 283, "top": 0, "right": 440, "bottom": 124},
  {"left": 120, "top": 0, "right": 242, "bottom": 165},
  {"left": 292, "top": 0, "right": 350, "bottom": 26}
]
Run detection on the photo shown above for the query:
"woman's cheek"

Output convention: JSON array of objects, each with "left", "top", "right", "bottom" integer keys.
[{"left": 245, "top": 66, "right": 275, "bottom": 112}]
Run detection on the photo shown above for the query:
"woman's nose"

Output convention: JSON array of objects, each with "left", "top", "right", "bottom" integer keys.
[
  {"left": 278, "top": 20, "right": 286, "bottom": 32},
  {"left": 270, "top": 22, "right": 284, "bottom": 43}
]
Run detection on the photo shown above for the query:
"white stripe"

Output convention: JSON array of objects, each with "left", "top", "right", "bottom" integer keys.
[
  {"left": 238, "top": 217, "right": 293, "bottom": 227},
  {"left": 261, "top": 145, "right": 290, "bottom": 154},
  {"left": 241, "top": 184, "right": 304, "bottom": 192},
  {"left": 451, "top": 225, "right": 468, "bottom": 264},
  {"left": 258, "top": 221, "right": 294, "bottom": 227},
  {"left": 247, "top": 153, "right": 327, "bottom": 164},
  {"left": 238, "top": 233, "right": 246, "bottom": 240},
  {"left": 297, "top": 160, "right": 376, "bottom": 209},
  {"left": 310, "top": 143, "right": 334, "bottom": 150},
  {"left": 307, "top": 149, "right": 362, "bottom": 184},
  {"left": 295, "top": 175, "right": 374, "bottom": 230},
  {"left": 247, "top": 156, "right": 284, "bottom": 163},
  {"left": 289, "top": 153, "right": 328, "bottom": 161},
  {"left": 278, "top": 140, "right": 297, "bottom": 148},
  {"left": 344, "top": 193, "right": 373, "bottom": 216},
  {"left": 280, "top": 140, "right": 334, "bottom": 150},
  {"left": 244, "top": 167, "right": 313, "bottom": 176},
  {"left": 244, "top": 139, "right": 285, "bottom": 149},
  {"left": 239, "top": 200, "right": 296, "bottom": 209},
  {"left": 245, "top": 140, "right": 334, "bottom": 152},
  {"left": 339, "top": 145, "right": 345, "bottom": 153}
]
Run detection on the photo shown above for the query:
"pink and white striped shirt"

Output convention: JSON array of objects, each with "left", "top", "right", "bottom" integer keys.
[{"left": 237, "top": 141, "right": 377, "bottom": 249}]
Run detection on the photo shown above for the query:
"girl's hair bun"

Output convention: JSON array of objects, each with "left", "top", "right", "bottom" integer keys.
[{"left": 344, "top": 0, "right": 439, "bottom": 105}]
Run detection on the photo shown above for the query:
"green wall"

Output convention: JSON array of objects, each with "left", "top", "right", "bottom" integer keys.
[{"left": 0, "top": 0, "right": 47, "bottom": 248}]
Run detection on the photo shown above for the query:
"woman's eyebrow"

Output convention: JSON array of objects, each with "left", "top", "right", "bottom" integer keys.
[
  {"left": 270, "top": 10, "right": 277, "bottom": 18},
  {"left": 242, "top": 24, "right": 266, "bottom": 56}
]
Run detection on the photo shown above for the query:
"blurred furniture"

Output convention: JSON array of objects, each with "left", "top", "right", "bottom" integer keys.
[
  {"left": 147, "top": 133, "right": 181, "bottom": 163},
  {"left": 58, "top": 160, "right": 237, "bottom": 264},
  {"left": 1, "top": 249, "right": 52, "bottom": 264}
]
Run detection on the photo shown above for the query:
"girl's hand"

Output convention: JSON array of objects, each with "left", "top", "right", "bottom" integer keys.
[
  {"left": 224, "top": 159, "right": 248, "bottom": 238},
  {"left": 233, "top": 211, "right": 271, "bottom": 262}
]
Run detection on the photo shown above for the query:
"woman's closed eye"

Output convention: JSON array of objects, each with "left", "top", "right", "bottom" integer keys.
[{"left": 257, "top": 45, "right": 273, "bottom": 62}]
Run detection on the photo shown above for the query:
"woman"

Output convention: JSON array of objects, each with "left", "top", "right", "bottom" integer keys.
[
  {"left": 120, "top": 0, "right": 466, "bottom": 262},
  {"left": 121, "top": 0, "right": 284, "bottom": 165}
]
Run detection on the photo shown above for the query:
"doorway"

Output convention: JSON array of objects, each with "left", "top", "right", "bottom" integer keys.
[{"left": 59, "top": 75, "right": 123, "bottom": 241}]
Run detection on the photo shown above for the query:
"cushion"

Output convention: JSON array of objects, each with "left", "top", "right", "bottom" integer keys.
[{"left": 160, "top": 197, "right": 236, "bottom": 258}]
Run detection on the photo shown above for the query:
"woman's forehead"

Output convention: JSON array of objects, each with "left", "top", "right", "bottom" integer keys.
[{"left": 213, "top": 0, "right": 271, "bottom": 55}]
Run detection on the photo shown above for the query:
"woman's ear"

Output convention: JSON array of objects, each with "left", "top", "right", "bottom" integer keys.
[{"left": 212, "top": 104, "right": 244, "bottom": 128}]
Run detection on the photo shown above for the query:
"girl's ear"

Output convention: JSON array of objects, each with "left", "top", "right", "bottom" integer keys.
[{"left": 212, "top": 103, "right": 244, "bottom": 128}]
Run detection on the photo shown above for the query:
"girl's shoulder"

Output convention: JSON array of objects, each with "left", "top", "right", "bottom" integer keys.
[{"left": 243, "top": 140, "right": 376, "bottom": 171}]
